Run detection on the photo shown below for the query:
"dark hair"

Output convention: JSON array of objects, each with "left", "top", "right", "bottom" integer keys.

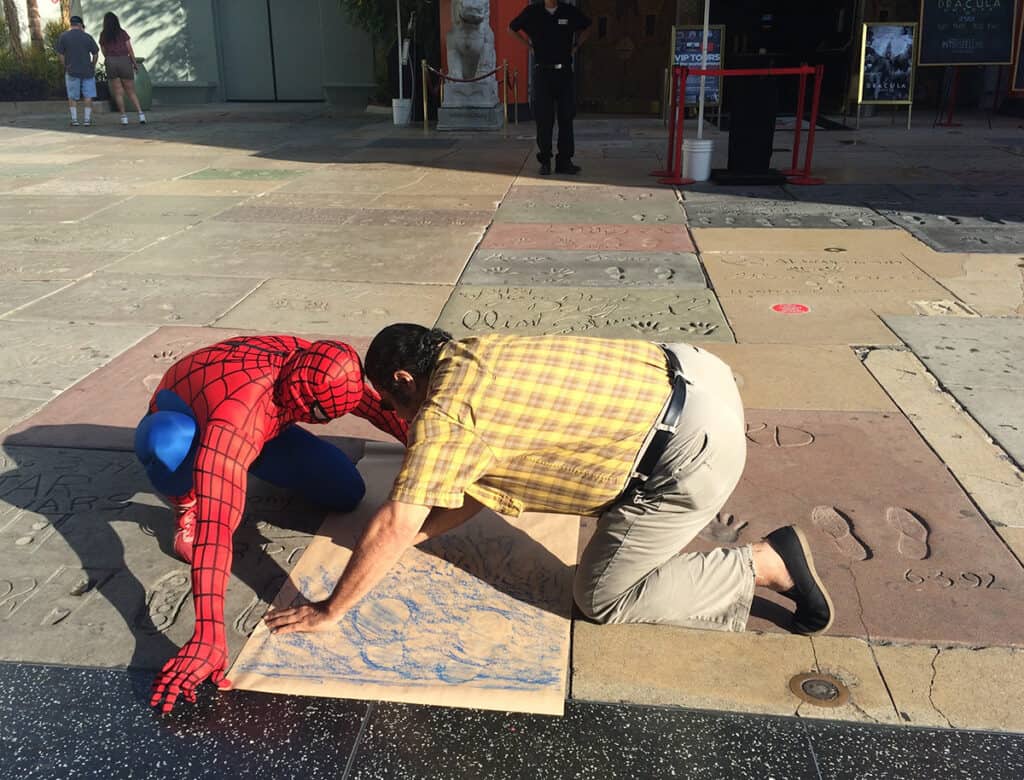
[
  {"left": 100, "top": 13, "right": 123, "bottom": 46},
  {"left": 365, "top": 324, "right": 452, "bottom": 396}
]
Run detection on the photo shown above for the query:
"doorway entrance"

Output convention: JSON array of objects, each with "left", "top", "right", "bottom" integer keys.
[
  {"left": 576, "top": 0, "right": 675, "bottom": 114},
  {"left": 217, "top": 0, "right": 324, "bottom": 101}
]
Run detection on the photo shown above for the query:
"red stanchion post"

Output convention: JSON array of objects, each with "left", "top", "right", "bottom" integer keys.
[
  {"left": 788, "top": 64, "right": 825, "bottom": 186},
  {"left": 783, "top": 65, "right": 808, "bottom": 176},
  {"left": 652, "top": 66, "right": 681, "bottom": 177},
  {"left": 659, "top": 66, "right": 695, "bottom": 186}
]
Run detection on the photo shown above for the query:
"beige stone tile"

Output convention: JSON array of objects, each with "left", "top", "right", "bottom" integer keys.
[
  {"left": 13, "top": 273, "right": 262, "bottom": 327},
  {"left": 872, "top": 645, "right": 948, "bottom": 728},
  {"left": 901, "top": 253, "right": 1024, "bottom": 317},
  {"left": 864, "top": 349, "right": 1024, "bottom": 528},
  {"left": 693, "top": 228, "right": 930, "bottom": 256},
  {"left": 0, "top": 397, "right": 43, "bottom": 433},
  {"left": 215, "top": 279, "right": 452, "bottom": 336},
  {"left": 0, "top": 281, "right": 71, "bottom": 317},
  {"left": 702, "top": 344, "right": 895, "bottom": 412},
  {"left": 0, "top": 250, "right": 116, "bottom": 280},
  {"left": 109, "top": 221, "right": 483, "bottom": 285},
  {"left": 135, "top": 179, "right": 292, "bottom": 197},
  {"left": 571, "top": 622, "right": 814, "bottom": 715},
  {"left": 875, "top": 645, "right": 1024, "bottom": 732},
  {"left": 703, "top": 253, "right": 952, "bottom": 298},
  {"left": 717, "top": 294, "right": 909, "bottom": 345},
  {"left": 275, "top": 165, "right": 428, "bottom": 195},
  {"left": 998, "top": 526, "right": 1024, "bottom": 563},
  {"left": 802, "top": 636, "right": 900, "bottom": 724}
]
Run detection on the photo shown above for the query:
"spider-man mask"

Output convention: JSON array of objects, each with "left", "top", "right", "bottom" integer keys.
[{"left": 275, "top": 340, "right": 364, "bottom": 424}]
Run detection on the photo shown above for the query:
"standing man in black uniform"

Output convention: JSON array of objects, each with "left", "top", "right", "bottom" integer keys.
[{"left": 509, "top": 0, "right": 592, "bottom": 176}]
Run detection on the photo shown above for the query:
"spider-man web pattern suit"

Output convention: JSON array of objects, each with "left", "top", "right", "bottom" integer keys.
[{"left": 135, "top": 335, "right": 406, "bottom": 712}]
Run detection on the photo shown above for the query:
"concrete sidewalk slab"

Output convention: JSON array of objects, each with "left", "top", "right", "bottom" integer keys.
[
  {"left": 213, "top": 204, "right": 493, "bottom": 227},
  {"left": 874, "top": 646, "right": 1024, "bottom": 731},
  {"left": 183, "top": 168, "right": 307, "bottom": 181},
  {"left": 717, "top": 294, "right": 905, "bottom": 345},
  {"left": 436, "top": 286, "right": 733, "bottom": 341},
  {"left": 481, "top": 223, "right": 695, "bottom": 252},
  {"left": 459, "top": 249, "right": 705, "bottom": 288},
  {"left": 864, "top": 349, "right": 1024, "bottom": 530},
  {"left": 12, "top": 273, "right": 262, "bottom": 327},
  {"left": 904, "top": 226, "right": 1024, "bottom": 254},
  {"left": 684, "top": 203, "right": 893, "bottom": 230},
  {"left": 692, "top": 227, "right": 928, "bottom": 255},
  {"left": 719, "top": 410, "right": 1024, "bottom": 646},
  {"left": 215, "top": 279, "right": 451, "bottom": 335},
  {"left": 0, "top": 221, "right": 181, "bottom": 254},
  {"left": 681, "top": 185, "right": 793, "bottom": 203},
  {"left": 702, "top": 253, "right": 949, "bottom": 298},
  {"left": 785, "top": 183, "right": 907, "bottom": 204},
  {"left": 0, "top": 398, "right": 43, "bottom": 432},
  {"left": 108, "top": 222, "right": 483, "bottom": 285},
  {"left": 81, "top": 195, "right": 243, "bottom": 225},
  {"left": 882, "top": 316, "right": 1024, "bottom": 388},
  {"left": 0, "top": 445, "right": 324, "bottom": 669},
  {"left": 0, "top": 320, "right": 151, "bottom": 402},
  {"left": 701, "top": 344, "right": 896, "bottom": 412},
  {"left": 0, "top": 195, "right": 112, "bottom": 223},
  {"left": 495, "top": 185, "right": 683, "bottom": 225},
  {"left": 0, "top": 281, "right": 69, "bottom": 316},
  {"left": 1, "top": 327, "right": 401, "bottom": 449},
  {"left": 0, "top": 251, "right": 118, "bottom": 281}
]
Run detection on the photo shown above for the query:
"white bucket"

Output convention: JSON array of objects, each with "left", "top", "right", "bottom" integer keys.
[
  {"left": 682, "top": 138, "right": 714, "bottom": 182},
  {"left": 392, "top": 98, "right": 412, "bottom": 126}
]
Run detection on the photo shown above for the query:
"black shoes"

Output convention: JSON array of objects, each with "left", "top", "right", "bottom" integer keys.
[
  {"left": 537, "top": 160, "right": 581, "bottom": 175},
  {"left": 765, "top": 526, "right": 834, "bottom": 635}
]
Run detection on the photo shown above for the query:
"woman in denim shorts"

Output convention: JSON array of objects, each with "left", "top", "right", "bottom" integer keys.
[{"left": 99, "top": 12, "right": 146, "bottom": 126}]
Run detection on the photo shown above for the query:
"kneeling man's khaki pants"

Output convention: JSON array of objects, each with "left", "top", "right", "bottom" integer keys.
[{"left": 574, "top": 344, "right": 753, "bottom": 632}]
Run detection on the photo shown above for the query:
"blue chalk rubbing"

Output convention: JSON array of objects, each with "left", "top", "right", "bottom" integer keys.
[{"left": 240, "top": 537, "right": 567, "bottom": 692}]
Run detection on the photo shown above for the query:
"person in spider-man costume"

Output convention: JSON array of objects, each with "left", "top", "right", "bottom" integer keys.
[{"left": 133, "top": 335, "right": 407, "bottom": 713}]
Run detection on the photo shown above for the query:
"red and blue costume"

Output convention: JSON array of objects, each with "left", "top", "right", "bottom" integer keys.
[{"left": 134, "top": 335, "right": 406, "bottom": 713}]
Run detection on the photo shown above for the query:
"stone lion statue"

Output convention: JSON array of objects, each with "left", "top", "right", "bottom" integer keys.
[{"left": 445, "top": 0, "right": 498, "bottom": 106}]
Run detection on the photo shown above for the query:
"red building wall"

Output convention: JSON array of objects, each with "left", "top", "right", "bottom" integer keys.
[{"left": 440, "top": 0, "right": 531, "bottom": 102}]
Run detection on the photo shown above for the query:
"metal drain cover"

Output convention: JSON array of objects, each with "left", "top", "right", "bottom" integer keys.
[{"left": 789, "top": 672, "right": 850, "bottom": 708}]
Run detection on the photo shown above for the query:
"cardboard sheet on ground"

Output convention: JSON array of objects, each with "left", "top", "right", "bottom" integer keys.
[{"left": 229, "top": 444, "right": 578, "bottom": 715}]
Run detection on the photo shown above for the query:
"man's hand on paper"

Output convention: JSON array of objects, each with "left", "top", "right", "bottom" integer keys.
[{"left": 264, "top": 600, "right": 339, "bottom": 635}]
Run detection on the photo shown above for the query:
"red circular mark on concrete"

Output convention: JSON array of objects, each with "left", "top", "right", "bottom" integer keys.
[{"left": 771, "top": 303, "right": 810, "bottom": 315}]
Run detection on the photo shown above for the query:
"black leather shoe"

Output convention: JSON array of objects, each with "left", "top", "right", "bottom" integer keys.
[
  {"left": 539, "top": 160, "right": 551, "bottom": 176},
  {"left": 555, "top": 162, "right": 582, "bottom": 175},
  {"left": 765, "top": 526, "right": 834, "bottom": 635}
]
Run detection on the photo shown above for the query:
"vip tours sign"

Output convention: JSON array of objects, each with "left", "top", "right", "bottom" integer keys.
[
  {"left": 918, "top": 0, "right": 1016, "bottom": 65},
  {"left": 671, "top": 26, "right": 725, "bottom": 106}
]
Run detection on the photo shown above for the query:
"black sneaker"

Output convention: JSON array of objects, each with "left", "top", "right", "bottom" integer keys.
[
  {"left": 539, "top": 160, "right": 551, "bottom": 176},
  {"left": 765, "top": 526, "right": 834, "bottom": 635},
  {"left": 555, "top": 161, "right": 582, "bottom": 175}
]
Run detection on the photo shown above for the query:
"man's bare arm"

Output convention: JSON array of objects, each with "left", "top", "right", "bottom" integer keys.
[
  {"left": 414, "top": 495, "right": 484, "bottom": 544},
  {"left": 264, "top": 500, "right": 431, "bottom": 634}
]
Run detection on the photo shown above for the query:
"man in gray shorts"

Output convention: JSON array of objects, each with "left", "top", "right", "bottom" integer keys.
[{"left": 55, "top": 16, "right": 99, "bottom": 127}]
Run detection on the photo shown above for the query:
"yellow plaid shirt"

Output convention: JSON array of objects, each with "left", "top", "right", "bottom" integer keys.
[{"left": 390, "top": 335, "right": 671, "bottom": 516}]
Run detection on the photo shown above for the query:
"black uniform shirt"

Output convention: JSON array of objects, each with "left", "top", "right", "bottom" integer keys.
[{"left": 510, "top": 2, "right": 591, "bottom": 67}]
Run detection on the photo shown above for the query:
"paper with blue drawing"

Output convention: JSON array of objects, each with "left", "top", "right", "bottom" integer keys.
[{"left": 228, "top": 443, "right": 578, "bottom": 715}]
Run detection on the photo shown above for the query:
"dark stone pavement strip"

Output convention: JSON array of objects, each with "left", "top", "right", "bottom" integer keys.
[{"left": 2, "top": 663, "right": 1023, "bottom": 779}]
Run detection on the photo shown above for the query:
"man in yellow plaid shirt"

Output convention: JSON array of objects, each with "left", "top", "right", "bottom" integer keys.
[{"left": 266, "top": 325, "right": 834, "bottom": 637}]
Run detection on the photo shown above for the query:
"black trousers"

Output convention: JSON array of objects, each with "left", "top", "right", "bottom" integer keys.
[{"left": 533, "top": 67, "right": 575, "bottom": 164}]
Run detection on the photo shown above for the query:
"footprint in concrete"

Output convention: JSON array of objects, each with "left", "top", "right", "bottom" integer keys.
[
  {"left": 812, "top": 505, "right": 870, "bottom": 561},
  {"left": 886, "top": 507, "right": 930, "bottom": 560},
  {"left": 137, "top": 570, "right": 191, "bottom": 634},
  {"left": 699, "top": 512, "right": 748, "bottom": 544},
  {"left": 233, "top": 573, "right": 286, "bottom": 637}
]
